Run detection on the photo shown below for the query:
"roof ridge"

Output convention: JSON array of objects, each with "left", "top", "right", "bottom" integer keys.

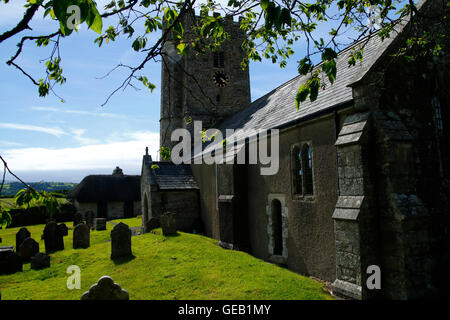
[{"left": 249, "top": 30, "right": 384, "bottom": 107}]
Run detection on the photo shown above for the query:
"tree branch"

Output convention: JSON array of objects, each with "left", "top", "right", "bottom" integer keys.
[{"left": 0, "top": 4, "right": 40, "bottom": 43}]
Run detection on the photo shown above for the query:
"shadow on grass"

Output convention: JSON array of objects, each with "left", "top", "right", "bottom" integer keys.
[
  {"left": 163, "top": 232, "right": 180, "bottom": 238},
  {"left": 112, "top": 255, "right": 136, "bottom": 265}
]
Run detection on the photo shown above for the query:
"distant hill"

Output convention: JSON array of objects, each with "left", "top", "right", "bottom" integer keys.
[{"left": 0, "top": 181, "right": 78, "bottom": 197}]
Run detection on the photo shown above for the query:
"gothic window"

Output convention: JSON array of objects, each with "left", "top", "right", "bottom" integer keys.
[
  {"left": 433, "top": 96, "right": 444, "bottom": 136},
  {"left": 293, "top": 146, "right": 302, "bottom": 195},
  {"left": 143, "top": 193, "right": 149, "bottom": 220},
  {"left": 271, "top": 199, "right": 283, "bottom": 256},
  {"left": 303, "top": 144, "right": 314, "bottom": 195},
  {"left": 291, "top": 143, "right": 314, "bottom": 197},
  {"left": 213, "top": 52, "right": 224, "bottom": 68},
  {"left": 432, "top": 95, "right": 449, "bottom": 176}
]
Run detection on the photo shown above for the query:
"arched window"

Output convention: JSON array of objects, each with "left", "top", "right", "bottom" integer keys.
[
  {"left": 293, "top": 146, "right": 302, "bottom": 195},
  {"left": 291, "top": 143, "right": 314, "bottom": 197},
  {"left": 271, "top": 199, "right": 283, "bottom": 256},
  {"left": 213, "top": 52, "right": 224, "bottom": 68},
  {"left": 143, "top": 193, "right": 149, "bottom": 220},
  {"left": 303, "top": 144, "right": 314, "bottom": 195}
]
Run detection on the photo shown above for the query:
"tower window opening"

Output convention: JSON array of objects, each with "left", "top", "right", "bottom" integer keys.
[{"left": 214, "top": 52, "right": 225, "bottom": 68}]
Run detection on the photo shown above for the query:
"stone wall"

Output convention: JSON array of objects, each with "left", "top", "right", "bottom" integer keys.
[
  {"left": 192, "top": 112, "right": 347, "bottom": 281},
  {"left": 160, "top": 13, "right": 251, "bottom": 148}
]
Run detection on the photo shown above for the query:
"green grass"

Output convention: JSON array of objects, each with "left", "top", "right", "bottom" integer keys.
[
  {"left": 0, "top": 197, "right": 69, "bottom": 209},
  {"left": 0, "top": 218, "right": 333, "bottom": 300}
]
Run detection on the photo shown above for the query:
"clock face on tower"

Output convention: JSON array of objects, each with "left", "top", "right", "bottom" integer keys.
[{"left": 212, "top": 71, "right": 229, "bottom": 88}]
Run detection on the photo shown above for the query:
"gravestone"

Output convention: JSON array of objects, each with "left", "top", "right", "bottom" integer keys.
[
  {"left": 85, "top": 211, "right": 95, "bottom": 229},
  {"left": 0, "top": 252, "right": 22, "bottom": 275},
  {"left": 19, "top": 237, "right": 39, "bottom": 262},
  {"left": 110, "top": 223, "right": 132, "bottom": 260},
  {"left": 145, "top": 217, "right": 160, "bottom": 231},
  {"left": 0, "top": 246, "right": 14, "bottom": 260},
  {"left": 161, "top": 213, "right": 177, "bottom": 236},
  {"left": 15, "top": 227, "right": 31, "bottom": 252},
  {"left": 43, "top": 221, "right": 64, "bottom": 253},
  {"left": 73, "top": 212, "right": 83, "bottom": 227},
  {"left": 30, "top": 253, "right": 50, "bottom": 270},
  {"left": 94, "top": 218, "right": 107, "bottom": 231},
  {"left": 58, "top": 223, "right": 68, "bottom": 236},
  {"left": 73, "top": 223, "right": 90, "bottom": 249},
  {"left": 81, "top": 276, "right": 129, "bottom": 300}
]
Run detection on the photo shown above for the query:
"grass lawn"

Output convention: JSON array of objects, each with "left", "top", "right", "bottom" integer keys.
[
  {"left": 0, "top": 197, "right": 69, "bottom": 209},
  {"left": 0, "top": 217, "right": 333, "bottom": 300}
]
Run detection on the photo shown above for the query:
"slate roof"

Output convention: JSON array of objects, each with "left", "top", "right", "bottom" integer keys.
[
  {"left": 148, "top": 161, "right": 199, "bottom": 190},
  {"left": 219, "top": 32, "right": 399, "bottom": 142},
  {"left": 67, "top": 175, "right": 141, "bottom": 202},
  {"left": 192, "top": 22, "right": 415, "bottom": 162}
]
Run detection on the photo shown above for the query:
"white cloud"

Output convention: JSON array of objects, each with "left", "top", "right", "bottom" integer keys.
[
  {"left": 71, "top": 128, "right": 100, "bottom": 145},
  {"left": 2, "top": 131, "right": 159, "bottom": 172},
  {"left": 0, "top": 122, "right": 67, "bottom": 137},
  {"left": 31, "top": 106, "right": 129, "bottom": 119},
  {"left": 0, "top": 140, "right": 26, "bottom": 147}
]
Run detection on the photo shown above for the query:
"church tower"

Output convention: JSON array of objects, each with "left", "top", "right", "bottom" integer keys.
[{"left": 160, "top": 13, "right": 251, "bottom": 150}]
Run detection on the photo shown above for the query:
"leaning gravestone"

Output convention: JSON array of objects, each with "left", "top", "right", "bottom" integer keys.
[
  {"left": 15, "top": 227, "right": 31, "bottom": 252},
  {"left": 0, "top": 252, "right": 22, "bottom": 275},
  {"left": 94, "top": 218, "right": 107, "bottom": 231},
  {"left": 58, "top": 223, "right": 68, "bottom": 236},
  {"left": 73, "top": 223, "right": 90, "bottom": 249},
  {"left": 19, "top": 237, "right": 39, "bottom": 262},
  {"left": 85, "top": 211, "right": 95, "bottom": 229},
  {"left": 30, "top": 252, "right": 50, "bottom": 270},
  {"left": 110, "top": 223, "right": 132, "bottom": 260},
  {"left": 161, "top": 213, "right": 177, "bottom": 236},
  {"left": 43, "top": 221, "right": 64, "bottom": 253},
  {"left": 73, "top": 212, "right": 83, "bottom": 227},
  {"left": 81, "top": 276, "right": 129, "bottom": 300}
]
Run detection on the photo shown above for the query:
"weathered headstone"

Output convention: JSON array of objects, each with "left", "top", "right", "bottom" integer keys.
[
  {"left": 0, "top": 246, "right": 14, "bottom": 261},
  {"left": 73, "top": 212, "right": 83, "bottom": 227},
  {"left": 85, "top": 211, "right": 95, "bottom": 229},
  {"left": 43, "top": 221, "right": 64, "bottom": 253},
  {"left": 15, "top": 227, "right": 31, "bottom": 252},
  {"left": 81, "top": 276, "right": 129, "bottom": 300},
  {"left": 110, "top": 223, "right": 132, "bottom": 260},
  {"left": 94, "top": 218, "right": 107, "bottom": 231},
  {"left": 58, "top": 223, "right": 68, "bottom": 236},
  {"left": 0, "top": 252, "right": 22, "bottom": 275},
  {"left": 73, "top": 223, "right": 90, "bottom": 249},
  {"left": 30, "top": 253, "right": 50, "bottom": 270},
  {"left": 145, "top": 217, "right": 160, "bottom": 231},
  {"left": 18, "top": 237, "right": 39, "bottom": 262},
  {"left": 161, "top": 213, "right": 177, "bottom": 236}
]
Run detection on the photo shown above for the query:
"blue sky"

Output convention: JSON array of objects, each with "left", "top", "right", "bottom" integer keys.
[{"left": 0, "top": 1, "right": 406, "bottom": 183}]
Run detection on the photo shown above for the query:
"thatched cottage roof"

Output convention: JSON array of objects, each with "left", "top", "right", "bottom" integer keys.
[{"left": 68, "top": 174, "right": 141, "bottom": 203}]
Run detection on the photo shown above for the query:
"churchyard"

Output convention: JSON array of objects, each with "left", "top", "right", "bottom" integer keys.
[{"left": 0, "top": 217, "right": 333, "bottom": 300}]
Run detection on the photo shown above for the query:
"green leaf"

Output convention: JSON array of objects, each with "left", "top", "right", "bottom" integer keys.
[
  {"left": 309, "top": 78, "right": 320, "bottom": 101},
  {"left": 295, "top": 83, "right": 310, "bottom": 110},
  {"left": 86, "top": 0, "right": 103, "bottom": 34},
  {"left": 261, "top": 0, "right": 270, "bottom": 12},
  {"left": 321, "top": 48, "right": 337, "bottom": 61}
]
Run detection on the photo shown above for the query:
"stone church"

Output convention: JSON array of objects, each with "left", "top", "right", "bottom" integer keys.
[{"left": 141, "top": 0, "right": 449, "bottom": 299}]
